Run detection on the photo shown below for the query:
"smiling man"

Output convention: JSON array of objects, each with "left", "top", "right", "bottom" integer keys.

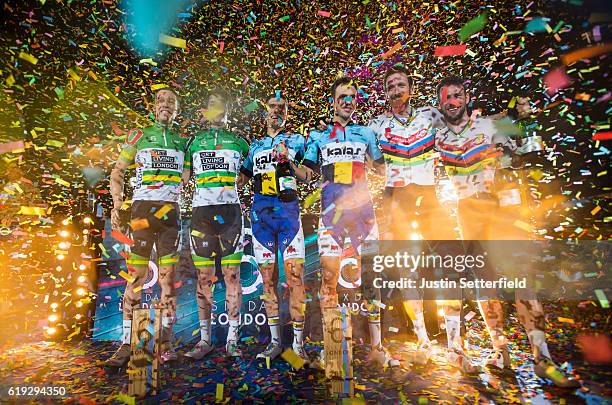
[
  {"left": 369, "top": 64, "right": 458, "bottom": 366},
  {"left": 182, "top": 89, "right": 249, "bottom": 360},
  {"left": 237, "top": 92, "right": 311, "bottom": 364},
  {"left": 304, "top": 77, "right": 399, "bottom": 369},
  {"left": 107, "top": 88, "right": 188, "bottom": 368},
  {"left": 435, "top": 76, "right": 579, "bottom": 387}
]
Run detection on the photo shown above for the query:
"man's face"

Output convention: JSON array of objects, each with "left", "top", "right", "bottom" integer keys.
[
  {"left": 333, "top": 84, "right": 357, "bottom": 121},
  {"left": 265, "top": 97, "right": 287, "bottom": 130},
  {"left": 155, "top": 89, "right": 179, "bottom": 125},
  {"left": 438, "top": 84, "right": 468, "bottom": 123},
  {"left": 206, "top": 94, "right": 227, "bottom": 124},
  {"left": 385, "top": 72, "right": 411, "bottom": 113}
]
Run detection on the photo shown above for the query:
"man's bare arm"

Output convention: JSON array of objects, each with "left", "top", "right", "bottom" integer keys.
[
  {"left": 109, "top": 159, "right": 129, "bottom": 230},
  {"left": 289, "top": 161, "right": 315, "bottom": 182},
  {"left": 181, "top": 168, "right": 191, "bottom": 188},
  {"left": 236, "top": 172, "right": 250, "bottom": 190}
]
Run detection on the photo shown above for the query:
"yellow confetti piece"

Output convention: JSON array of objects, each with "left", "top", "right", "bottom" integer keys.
[
  {"left": 17, "top": 206, "right": 46, "bottom": 216},
  {"left": 557, "top": 317, "right": 574, "bottom": 324},
  {"left": 139, "top": 58, "right": 158, "bottom": 66},
  {"left": 6, "top": 74, "right": 15, "bottom": 86},
  {"left": 130, "top": 218, "right": 149, "bottom": 230},
  {"left": 513, "top": 220, "right": 533, "bottom": 233},
  {"left": 591, "top": 206, "right": 601, "bottom": 216},
  {"left": 116, "top": 393, "right": 136, "bottom": 405},
  {"left": 132, "top": 286, "right": 143, "bottom": 293},
  {"left": 203, "top": 106, "right": 226, "bottom": 120},
  {"left": 215, "top": 383, "right": 224, "bottom": 401},
  {"left": 281, "top": 348, "right": 305, "bottom": 370},
  {"left": 154, "top": 204, "right": 173, "bottom": 219},
  {"left": 191, "top": 229, "right": 204, "bottom": 238},
  {"left": 402, "top": 301, "right": 416, "bottom": 321},
  {"left": 159, "top": 33, "right": 187, "bottom": 48},
  {"left": 192, "top": 328, "right": 200, "bottom": 336},
  {"left": 266, "top": 356, "right": 270, "bottom": 369},
  {"left": 67, "top": 68, "right": 81, "bottom": 81},
  {"left": 119, "top": 270, "right": 135, "bottom": 283},
  {"left": 18, "top": 51, "right": 38, "bottom": 65},
  {"left": 304, "top": 188, "right": 321, "bottom": 208},
  {"left": 151, "top": 83, "right": 169, "bottom": 91},
  {"left": 55, "top": 177, "right": 71, "bottom": 187}
]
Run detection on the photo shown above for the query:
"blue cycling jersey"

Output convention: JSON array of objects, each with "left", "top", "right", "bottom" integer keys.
[
  {"left": 240, "top": 132, "right": 306, "bottom": 198},
  {"left": 303, "top": 122, "right": 384, "bottom": 208}
]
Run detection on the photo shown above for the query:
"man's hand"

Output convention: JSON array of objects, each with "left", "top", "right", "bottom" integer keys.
[
  {"left": 516, "top": 97, "right": 532, "bottom": 119},
  {"left": 315, "top": 117, "right": 330, "bottom": 131},
  {"left": 277, "top": 141, "right": 289, "bottom": 160}
]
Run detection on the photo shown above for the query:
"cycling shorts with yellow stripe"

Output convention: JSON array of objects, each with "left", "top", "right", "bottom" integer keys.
[{"left": 190, "top": 204, "right": 244, "bottom": 267}]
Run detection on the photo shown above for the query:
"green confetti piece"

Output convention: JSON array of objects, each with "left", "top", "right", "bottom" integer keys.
[
  {"left": 458, "top": 11, "right": 488, "bottom": 42},
  {"left": 525, "top": 17, "right": 548, "bottom": 33},
  {"left": 595, "top": 289, "right": 609, "bottom": 308},
  {"left": 244, "top": 100, "right": 259, "bottom": 113}
]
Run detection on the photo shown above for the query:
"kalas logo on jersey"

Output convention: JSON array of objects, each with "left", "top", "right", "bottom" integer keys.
[
  {"left": 286, "top": 246, "right": 297, "bottom": 254},
  {"left": 262, "top": 252, "right": 273, "bottom": 258},
  {"left": 326, "top": 145, "right": 362, "bottom": 157},
  {"left": 255, "top": 153, "right": 274, "bottom": 167}
]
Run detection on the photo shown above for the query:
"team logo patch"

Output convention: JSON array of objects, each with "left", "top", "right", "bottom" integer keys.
[{"left": 126, "top": 129, "right": 143, "bottom": 145}]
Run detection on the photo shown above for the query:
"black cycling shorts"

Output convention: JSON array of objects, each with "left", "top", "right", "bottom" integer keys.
[
  {"left": 190, "top": 204, "right": 243, "bottom": 262},
  {"left": 130, "top": 200, "right": 180, "bottom": 259}
]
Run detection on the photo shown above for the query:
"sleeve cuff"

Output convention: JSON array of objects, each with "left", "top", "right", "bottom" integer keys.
[
  {"left": 374, "top": 157, "right": 385, "bottom": 166},
  {"left": 240, "top": 167, "right": 253, "bottom": 178},
  {"left": 302, "top": 159, "right": 320, "bottom": 173}
]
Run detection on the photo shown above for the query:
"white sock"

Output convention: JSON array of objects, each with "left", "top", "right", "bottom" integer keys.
[
  {"left": 444, "top": 315, "right": 461, "bottom": 350},
  {"left": 268, "top": 316, "right": 280, "bottom": 345},
  {"left": 121, "top": 319, "right": 132, "bottom": 344},
  {"left": 200, "top": 319, "right": 211, "bottom": 344},
  {"left": 227, "top": 319, "right": 239, "bottom": 343},
  {"left": 413, "top": 312, "right": 430, "bottom": 344},
  {"left": 528, "top": 330, "right": 551, "bottom": 360},
  {"left": 368, "top": 311, "right": 382, "bottom": 349},
  {"left": 162, "top": 316, "right": 174, "bottom": 329},
  {"left": 292, "top": 320, "right": 304, "bottom": 349}
]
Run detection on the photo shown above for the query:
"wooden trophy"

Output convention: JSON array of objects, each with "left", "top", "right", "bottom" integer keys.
[
  {"left": 323, "top": 306, "right": 354, "bottom": 397},
  {"left": 128, "top": 308, "right": 162, "bottom": 397}
]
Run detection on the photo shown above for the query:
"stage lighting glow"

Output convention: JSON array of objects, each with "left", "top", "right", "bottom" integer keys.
[
  {"left": 76, "top": 288, "right": 86, "bottom": 296},
  {"left": 411, "top": 221, "right": 418, "bottom": 229},
  {"left": 50, "top": 303, "right": 58, "bottom": 309},
  {"left": 437, "top": 308, "right": 445, "bottom": 317},
  {"left": 83, "top": 217, "right": 93, "bottom": 224},
  {"left": 56, "top": 254, "right": 65, "bottom": 260},
  {"left": 75, "top": 314, "right": 82, "bottom": 320},
  {"left": 82, "top": 229, "right": 89, "bottom": 235},
  {"left": 46, "top": 327, "right": 57, "bottom": 335},
  {"left": 59, "top": 230, "right": 70, "bottom": 238},
  {"left": 410, "top": 232, "right": 421, "bottom": 240},
  {"left": 75, "top": 301, "right": 83, "bottom": 308},
  {"left": 79, "top": 264, "right": 86, "bottom": 270},
  {"left": 61, "top": 219, "right": 69, "bottom": 226},
  {"left": 48, "top": 314, "right": 58, "bottom": 322},
  {"left": 77, "top": 275, "right": 87, "bottom": 283},
  {"left": 58, "top": 241, "right": 70, "bottom": 250},
  {"left": 55, "top": 265, "right": 62, "bottom": 271}
]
